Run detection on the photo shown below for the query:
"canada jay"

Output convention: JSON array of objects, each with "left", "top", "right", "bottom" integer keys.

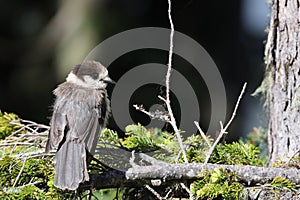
[{"left": 45, "top": 60, "right": 114, "bottom": 190}]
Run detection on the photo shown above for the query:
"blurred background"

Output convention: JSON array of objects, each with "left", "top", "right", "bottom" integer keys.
[{"left": 0, "top": 0, "right": 269, "bottom": 140}]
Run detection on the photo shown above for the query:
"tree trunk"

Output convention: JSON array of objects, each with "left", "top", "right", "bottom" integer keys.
[{"left": 262, "top": 0, "right": 300, "bottom": 164}]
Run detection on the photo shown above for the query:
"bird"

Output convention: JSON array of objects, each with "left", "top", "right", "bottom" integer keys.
[{"left": 45, "top": 60, "right": 114, "bottom": 190}]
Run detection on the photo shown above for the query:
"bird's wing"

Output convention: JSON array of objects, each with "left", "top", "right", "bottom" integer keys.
[
  {"left": 73, "top": 99, "right": 107, "bottom": 155},
  {"left": 77, "top": 106, "right": 101, "bottom": 154},
  {"left": 45, "top": 99, "right": 68, "bottom": 153},
  {"left": 63, "top": 91, "right": 106, "bottom": 156}
]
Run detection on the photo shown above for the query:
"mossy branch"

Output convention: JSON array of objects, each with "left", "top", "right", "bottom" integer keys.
[{"left": 88, "top": 162, "right": 300, "bottom": 189}]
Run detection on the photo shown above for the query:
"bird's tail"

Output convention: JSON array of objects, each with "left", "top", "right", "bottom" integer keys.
[{"left": 54, "top": 141, "right": 89, "bottom": 190}]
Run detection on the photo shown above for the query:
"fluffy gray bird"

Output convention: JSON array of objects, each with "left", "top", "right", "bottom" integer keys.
[{"left": 45, "top": 61, "right": 114, "bottom": 190}]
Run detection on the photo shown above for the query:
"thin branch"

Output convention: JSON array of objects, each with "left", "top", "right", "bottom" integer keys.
[
  {"left": 13, "top": 158, "right": 27, "bottom": 187},
  {"left": 133, "top": 0, "right": 187, "bottom": 163},
  {"left": 223, "top": 82, "right": 247, "bottom": 131},
  {"left": 133, "top": 104, "right": 169, "bottom": 122},
  {"left": 10, "top": 119, "right": 49, "bottom": 134},
  {"left": 2, "top": 118, "right": 49, "bottom": 157},
  {"left": 20, "top": 119, "right": 50, "bottom": 129},
  {"left": 175, "top": 150, "right": 182, "bottom": 163},
  {"left": 145, "top": 184, "right": 164, "bottom": 200},
  {"left": 166, "top": 0, "right": 174, "bottom": 99},
  {"left": 133, "top": 104, "right": 155, "bottom": 118},
  {"left": 164, "top": 0, "right": 188, "bottom": 163},
  {"left": 164, "top": 189, "right": 173, "bottom": 199},
  {"left": 129, "top": 150, "right": 139, "bottom": 168},
  {"left": 204, "top": 82, "right": 247, "bottom": 164},
  {"left": 194, "top": 121, "right": 211, "bottom": 148},
  {"left": 204, "top": 125, "right": 224, "bottom": 164},
  {"left": 0, "top": 142, "right": 43, "bottom": 147},
  {"left": 145, "top": 184, "right": 173, "bottom": 200},
  {"left": 16, "top": 153, "right": 55, "bottom": 159},
  {"left": 180, "top": 182, "right": 191, "bottom": 195},
  {"left": 287, "top": 148, "right": 300, "bottom": 163},
  {"left": 138, "top": 153, "right": 167, "bottom": 165},
  {"left": 16, "top": 180, "right": 44, "bottom": 189}
]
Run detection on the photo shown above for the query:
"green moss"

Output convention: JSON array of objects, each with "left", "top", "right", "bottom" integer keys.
[
  {"left": 0, "top": 110, "right": 75, "bottom": 199},
  {"left": 0, "top": 155, "right": 80, "bottom": 199},
  {"left": 270, "top": 176, "right": 297, "bottom": 192},
  {"left": 191, "top": 167, "right": 243, "bottom": 199},
  {"left": 240, "top": 126, "right": 268, "bottom": 160},
  {"left": 120, "top": 123, "right": 175, "bottom": 153},
  {"left": 101, "top": 125, "right": 265, "bottom": 166},
  {"left": 1, "top": 185, "right": 45, "bottom": 200},
  {"left": 101, "top": 124, "right": 213, "bottom": 163},
  {"left": 100, "top": 127, "right": 121, "bottom": 145},
  {"left": 0, "top": 110, "right": 24, "bottom": 140},
  {"left": 209, "top": 141, "right": 265, "bottom": 166},
  {"left": 179, "top": 134, "right": 212, "bottom": 163}
]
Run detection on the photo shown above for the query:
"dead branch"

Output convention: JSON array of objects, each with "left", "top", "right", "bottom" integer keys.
[
  {"left": 1, "top": 119, "right": 49, "bottom": 154},
  {"left": 88, "top": 162, "right": 300, "bottom": 190}
]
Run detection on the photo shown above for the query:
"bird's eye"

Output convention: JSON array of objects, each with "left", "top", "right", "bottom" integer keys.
[{"left": 99, "top": 79, "right": 103, "bottom": 82}]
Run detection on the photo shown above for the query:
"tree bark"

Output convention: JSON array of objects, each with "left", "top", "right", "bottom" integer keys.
[{"left": 262, "top": 0, "right": 300, "bottom": 164}]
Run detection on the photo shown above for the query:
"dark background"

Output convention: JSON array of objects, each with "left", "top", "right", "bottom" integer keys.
[{"left": 0, "top": 0, "right": 269, "bottom": 140}]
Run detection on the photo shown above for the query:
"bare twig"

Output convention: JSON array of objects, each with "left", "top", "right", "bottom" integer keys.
[
  {"left": 287, "top": 148, "right": 300, "bottom": 163},
  {"left": 10, "top": 120, "right": 49, "bottom": 135},
  {"left": 13, "top": 158, "right": 27, "bottom": 187},
  {"left": 175, "top": 150, "right": 182, "bottom": 163},
  {"left": 134, "top": 0, "right": 188, "bottom": 163},
  {"left": 133, "top": 104, "right": 169, "bottom": 122},
  {"left": 1, "top": 118, "right": 52, "bottom": 161},
  {"left": 194, "top": 121, "right": 211, "bottom": 148},
  {"left": 13, "top": 152, "right": 55, "bottom": 160},
  {"left": 2, "top": 119, "right": 49, "bottom": 150},
  {"left": 129, "top": 150, "right": 139, "bottom": 168},
  {"left": 133, "top": 104, "right": 155, "bottom": 118},
  {"left": 223, "top": 83, "right": 247, "bottom": 131},
  {"left": 138, "top": 153, "right": 168, "bottom": 165},
  {"left": 145, "top": 184, "right": 164, "bottom": 200},
  {"left": 16, "top": 180, "right": 44, "bottom": 189},
  {"left": 20, "top": 119, "right": 50, "bottom": 129},
  {"left": 180, "top": 182, "right": 191, "bottom": 194},
  {"left": 164, "top": 189, "right": 173, "bottom": 199},
  {"left": 165, "top": 0, "right": 188, "bottom": 164},
  {"left": 204, "top": 82, "right": 247, "bottom": 164},
  {"left": 0, "top": 142, "right": 43, "bottom": 147}
]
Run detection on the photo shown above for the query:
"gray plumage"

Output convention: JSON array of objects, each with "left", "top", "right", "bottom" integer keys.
[{"left": 45, "top": 61, "right": 113, "bottom": 190}]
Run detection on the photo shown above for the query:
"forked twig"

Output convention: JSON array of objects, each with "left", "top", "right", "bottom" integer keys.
[
  {"left": 134, "top": 0, "right": 188, "bottom": 163},
  {"left": 204, "top": 82, "right": 247, "bottom": 164},
  {"left": 194, "top": 121, "right": 211, "bottom": 148}
]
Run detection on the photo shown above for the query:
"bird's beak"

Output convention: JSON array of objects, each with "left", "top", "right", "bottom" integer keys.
[{"left": 103, "top": 77, "right": 116, "bottom": 84}]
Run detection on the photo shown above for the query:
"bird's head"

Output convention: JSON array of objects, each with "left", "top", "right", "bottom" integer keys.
[{"left": 66, "top": 61, "right": 115, "bottom": 89}]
